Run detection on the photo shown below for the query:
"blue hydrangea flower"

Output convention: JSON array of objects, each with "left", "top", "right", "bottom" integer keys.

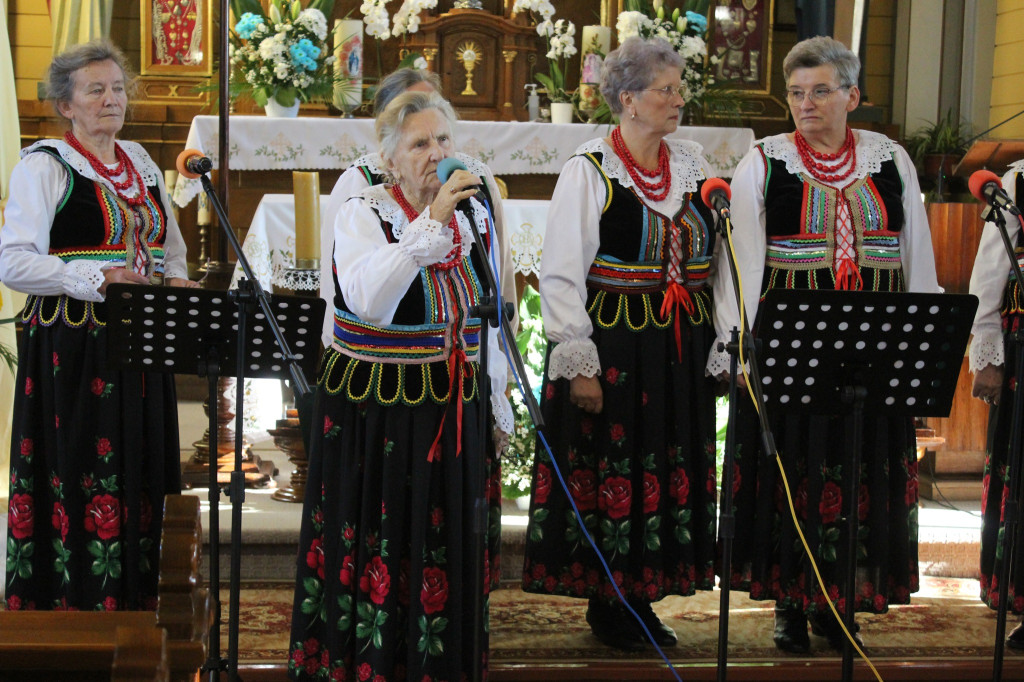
[
  {"left": 685, "top": 11, "right": 708, "bottom": 34},
  {"left": 234, "top": 12, "right": 262, "bottom": 40}
]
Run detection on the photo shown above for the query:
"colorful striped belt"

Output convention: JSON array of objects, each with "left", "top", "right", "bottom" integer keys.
[
  {"left": 586, "top": 256, "right": 710, "bottom": 292},
  {"left": 332, "top": 309, "right": 480, "bottom": 364}
]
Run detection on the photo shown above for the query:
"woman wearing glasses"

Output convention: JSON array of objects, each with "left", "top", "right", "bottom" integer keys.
[
  {"left": 521, "top": 36, "right": 720, "bottom": 651},
  {"left": 708, "top": 36, "right": 939, "bottom": 653}
]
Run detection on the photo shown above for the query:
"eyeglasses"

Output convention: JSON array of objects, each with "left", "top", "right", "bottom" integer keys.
[
  {"left": 786, "top": 85, "right": 850, "bottom": 105},
  {"left": 642, "top": 84, "right": 685, "bottom": 98}
]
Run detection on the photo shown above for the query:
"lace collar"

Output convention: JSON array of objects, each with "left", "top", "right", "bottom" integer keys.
[
  {"left": 1008, "top": 158, "right": 1024, "bottom": 177},
  {"left": 359, "top": 183, "right": 489, "bottom": 258},
  {"left": 573, "top": 137, "right": 705, "bottom": 203},
  {"left": 24, "top": 138, "right": 161, "bottom": 199},
  {"left": 352, "top": 152, "right": 489, "bottom": 182},
  {"left": 759, "top": 129, "right": 897, "bottom": 183}
]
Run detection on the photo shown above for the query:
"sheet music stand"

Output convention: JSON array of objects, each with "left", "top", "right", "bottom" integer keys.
[
  {"left": 105, "top": 283, "right": 324, "bottom": 680},
  {"left": 755, "top": 289, "right": 976, "bottom": 681}
]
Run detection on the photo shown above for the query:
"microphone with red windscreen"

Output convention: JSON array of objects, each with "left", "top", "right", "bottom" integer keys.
[
  {"left": 700, "top": 177, "right": 731, "bottom": 214},
  {"left": 176, "top": 148, "right": 213, "bottom": 179},
  {"left": 969, "top": 169, "right": 1021, "bottom": 216}
]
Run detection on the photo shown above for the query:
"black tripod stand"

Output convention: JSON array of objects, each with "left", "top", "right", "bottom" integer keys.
[{"left": 107, "top": 171, "right": 324, "bottom": 682}]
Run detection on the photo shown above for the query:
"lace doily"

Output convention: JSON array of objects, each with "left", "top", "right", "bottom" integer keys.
[
  {"left": 969, "top": 332, "right": 1004, "bottom": 374},
  {"left": 66, "top": 260, "right": 107, "bottom": 302},
  {"left": 25, "top": 139, "right": 161, "bottom": 202},
  {"left": 759, "top": 130, "right": 898, "bottom": 183},
  {"left": 276, "top": 268, "right": 321, "bottom": 292},
  {"left": 573, "top": 137, "right": 706, "bottom": 206},
  {"left": 547, "top": 337, "right": 601, "bottom": 381}
]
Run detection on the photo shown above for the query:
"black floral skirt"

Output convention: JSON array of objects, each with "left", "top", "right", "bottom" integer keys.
[
  {"left": 522, "top": 291, "right": 718, "bottom": 603},
  {"left": 288, "top": 349, "right": 501, "bottom": 681},
  {"left": 5, "top": 295, "right": 181, "bottom": 611}
]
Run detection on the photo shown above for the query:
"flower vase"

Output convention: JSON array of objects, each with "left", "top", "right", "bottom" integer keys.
[
  {"left": 550, "top": 102, "right": 574, "bottom": 124},
  {"left": 265, "top": 99, "right": 300, "bottom": 118}
]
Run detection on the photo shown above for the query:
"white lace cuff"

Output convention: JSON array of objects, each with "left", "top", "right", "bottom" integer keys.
[
  {"left": 64, "top": 260, "right": 109, "bottom": 302},
  {"left": 705, "top": 339, "right": 731, "bottom": 378},
  {"left": 491, "top": 391, "right": 515, "bottom": 436},
  {"left": 396, "top": 208, "right": 455, "bottom": 267},
  {"left": 970, "top": 331, "right": 1005, "bottom": 374},
  {"left": 547, "top": 337, "right": 601, "bottom": 380}
]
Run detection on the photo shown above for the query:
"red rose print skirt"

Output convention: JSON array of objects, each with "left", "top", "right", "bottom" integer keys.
[
  {"left": 288, "top": 348, "right": 500, "bottom": 681},
  {"left": 522, "top": 290, "right": 719, "bottom": 603},
  {"left": 5, "top": 295, "right": 181, "bottom": 611},
  {"left": 979, "top": 307, "right": 1024, "bottom": 614}
]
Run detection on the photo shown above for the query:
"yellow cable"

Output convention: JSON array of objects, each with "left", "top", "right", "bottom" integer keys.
[{"left": 723, "top": 214, "right": 883, "bottom": 682}]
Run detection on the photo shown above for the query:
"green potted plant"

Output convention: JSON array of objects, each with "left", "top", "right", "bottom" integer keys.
[{"left": 904, "top": 110, "right": 972, "bottom": 200}]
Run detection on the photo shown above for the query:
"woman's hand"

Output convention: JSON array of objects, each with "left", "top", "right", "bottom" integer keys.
[
  {"left": 570, "top": 374, "right": 603, "bottom": 414},
  {"left": 167, "top": 277, "right": 200, "bottom": 288},
  {"left": 430, "top": 169, "right": 481, "bottom": 225},
  {"left": 98, "top": 267, "right": 149, "bottom": 295},
  {"left": 972, "top": 363, "right": 1005, "bottom": 406}
]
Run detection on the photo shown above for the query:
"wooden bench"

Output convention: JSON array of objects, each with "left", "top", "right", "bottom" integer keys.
[{"left": 0, "top": 494, "right": 210, "bottom": 682}]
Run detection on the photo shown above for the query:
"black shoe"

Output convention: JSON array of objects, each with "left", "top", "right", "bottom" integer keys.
[
  {"left": 1008, "top": 620, "right": 1024, "bottom": 651},
  {"left": 773, "top": 606, "right": 810, "bottom": 654},
  {"left": 586, "top": 599, "right": 647, "bottom": 651},
  {"left": 810, "top": 610, "right": 864, "bottom": 651},
  {"left": 627, "top": 599, "right": 678, "bottom": 648}
]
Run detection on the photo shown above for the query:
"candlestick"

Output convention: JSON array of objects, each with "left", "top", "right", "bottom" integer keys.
[
  {"left": 334, "top": 19, "right": 363, "bottom": 116},
  {"left": 293, "top": 171, "right": 320, "bottom": 268}
]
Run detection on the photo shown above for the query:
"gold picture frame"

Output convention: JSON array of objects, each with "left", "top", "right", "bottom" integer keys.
[{"left": 140, "top": 0, "right": 213, "bottom": 76}]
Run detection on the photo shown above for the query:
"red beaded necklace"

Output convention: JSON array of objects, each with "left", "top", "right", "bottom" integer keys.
[
  {"left": 611, "top": 126, "right": 672, "bottom": 202},
  {"left": 794, "top": 126, "right": 857, "bottom": 183},
  {"left": 63, "top": 131, "right": 147, "bottom": 206},
  {"left": 392, "top": 184, "right": 462, "bottom": 270}
]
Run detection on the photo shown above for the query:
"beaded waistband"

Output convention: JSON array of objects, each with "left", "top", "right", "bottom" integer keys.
[
  {"left": 586, "top": 256, "right": 710, "bottom": 293},
  {"left": 332, "top": 309, "right": 480, "bottom": 364}
]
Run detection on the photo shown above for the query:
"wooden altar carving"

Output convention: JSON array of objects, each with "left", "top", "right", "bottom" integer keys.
[{"left": 403, "top": 9, "right": 539, "bottom": 121}]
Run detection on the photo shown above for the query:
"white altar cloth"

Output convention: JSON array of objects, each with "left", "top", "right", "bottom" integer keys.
[{"left": 173, "top": 116, "right": 755, "bottom": 207}]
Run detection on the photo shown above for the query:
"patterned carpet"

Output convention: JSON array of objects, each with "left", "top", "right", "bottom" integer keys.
[{"left": 233, "top": 576, "right": 1021, "bottom": 665}]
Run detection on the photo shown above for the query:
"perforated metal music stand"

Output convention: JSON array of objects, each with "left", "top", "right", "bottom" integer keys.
[
  {"left": 755, "top": 289, "right": 976, "bottom": 679},
  {"left": 105, "top": 282, "right": 324, "bottom": 680}
]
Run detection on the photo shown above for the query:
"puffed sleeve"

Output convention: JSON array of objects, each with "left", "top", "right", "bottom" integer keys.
[
  {"left": 969, "top": 168, "right": 1023, "bottom": 373},
  {"left": 539, "top": 155, "right": 605, "bottom": 380},
  {"left": 332, "top": 196, "right": 453, "bottom": 327},
  {"left": 320, "top": 165, "right": 372, "bottom": 346},
  {"left": 706, "top": 146, "right": 767, "bottom": 378},
  {"left": 0, "top": 152, "right": 111, "bottom": 301},
  {"left": 894, "top": 144, "right": 942, "bottom": 294},
  {"left": 151, "top": 156, "right": 189, "bottom": 281}
]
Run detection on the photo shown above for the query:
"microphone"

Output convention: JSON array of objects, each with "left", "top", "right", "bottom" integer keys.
[
  {"left": 176, "top": 148, "right": 213, "bottom": 179},
  {"left": 969, "top": 169, "right": 1021, "bottom": 216},
  {"left": 436, "top": 156, "right": 486, "bottom": 217},
  {"left": 700, "top": 177, "right": 731, "bottom": 215}
]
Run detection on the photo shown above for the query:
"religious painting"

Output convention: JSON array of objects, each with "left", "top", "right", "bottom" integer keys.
[
  {"left": 708, "top": 0, "right": 774, "bottom": 93},
  {"left": 141, "top": 0, "right": 213, "bottom": 75}
]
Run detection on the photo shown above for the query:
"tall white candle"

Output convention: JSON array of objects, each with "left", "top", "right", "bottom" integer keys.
[
  {"left": 581, "top": 25, "right": 611, "bottom": 60},
  {"left": 334, "top": 19, "right": 364, "bottom": 111}
]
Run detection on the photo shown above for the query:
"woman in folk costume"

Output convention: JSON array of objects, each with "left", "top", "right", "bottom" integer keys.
[
  {"left": 287, "top": 90, "right": 514, "bottom": 681},
  {"left": 521, "top": 36, "right": 720, "bottom": 651},
  {"left": 708, "top": 36, "right": 940, "bottom": 653}
]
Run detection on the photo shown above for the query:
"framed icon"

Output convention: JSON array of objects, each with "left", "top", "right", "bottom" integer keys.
[{"left": 141, "top": 0, "right": 213, "bottom": 75}]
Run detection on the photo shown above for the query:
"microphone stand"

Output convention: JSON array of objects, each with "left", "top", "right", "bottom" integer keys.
[
  {"left": 710, "top": 204, "right": 778, "bottom": 682},
  {"left": 195, "top": 170, "right": 312, "bottom": 682},
  {"left": 980, "top": 200, "right": 1024, "bottom": 682},
  {"left": 465, "top": 197, "right": 543, "bottom": 682}
]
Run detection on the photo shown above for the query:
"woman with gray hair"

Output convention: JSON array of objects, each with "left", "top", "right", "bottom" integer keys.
[
  {"left": 708, "top": 35, "right": 939, "bottom": 653},
  {"left": 317, "top": 67, "right": 516, "bottom": 350},
  {"left": 1, "top": 39, "right": 196, "bottom": 612},
  {"left": 288, "top": 90, "right": 513, "bottom": 681},
  {"left": 521, "top": 36, "right": 720, "bottom": 651}
]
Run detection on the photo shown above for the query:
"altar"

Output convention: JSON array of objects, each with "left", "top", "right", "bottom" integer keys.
[{"left": 172, "top": 116, "right": 755, "bottom": 207}]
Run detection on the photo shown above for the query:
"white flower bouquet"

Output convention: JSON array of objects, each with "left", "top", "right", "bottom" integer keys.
[{"left": 229, "top": 0, "right": 338, "bottom": 108}]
